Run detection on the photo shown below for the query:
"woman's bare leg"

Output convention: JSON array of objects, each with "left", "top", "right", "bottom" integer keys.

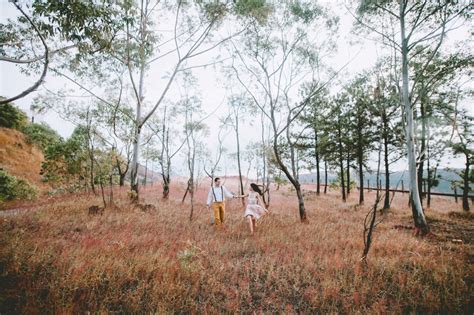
[
  {"left": 252, "top": 218, "right": 256, "bottom": 232},
  {"left": 247, "top": 216, "right": 254, "bottom": 234}
]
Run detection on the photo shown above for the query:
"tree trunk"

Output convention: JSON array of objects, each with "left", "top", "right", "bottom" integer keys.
[
  {"left": 89, "top": 151, "right": 96, "bottom": 195},
  {"left": 189, "top": 178, "right": 195, "bottom": 221},
  {"left": 346, "top": 155, "right": 351, "bottom": 195},
  {"left": 315, "top": 130, "right": 320, "bottom": 195},
  {"left": 295, "top": 182, "right": 306, "bottom": 221},
  {"left": 383, "top": 122, "right": 390, "bottom": 210},
  {"left": 400, "top": 4, "right": 429, "bottom": 233},
  {"left": 272, "top": 129, "right": 307, "bottom": 222},
  {"left": 143, "top": 158, "right": 148, "bottom": 186},
  {"left": 130, "top": 125, "right": 141, "bottom": 197},
  {"left": 462, "top": 154, "right": 470, "bottom": 211},
  {"left": 99, "top": 180, "right": 107, "bottom": 209},
  {"left": 426, "top": 123, "right": 432, "bottom": 208},
  {"left": 338, "top": 123, "right": 346, "bottom": 202},
  {"left": 130, "top": 49, "right": 146, "bottom": 199},
  {"left": 86, "top": 111, "right": 96, "bottom": 195},
  {"left": 119, "top": 173, "right": 126, "bottom": 186},
  {"left": 116, "top": 157, "right": 128, "bottom": 187},
  {"left": 357, "top": 126, "right": 364, "bottom": 205},
  {"left": 324, "top": 160, "right": 328, "bottom": 194},
  {"left": 162, "top": 174, "right": 170, "bottom": 199},
  {"left": 235, "top": 116, "right": 245, "bottom": 206},
  {"left": 417, "top": 101, "right": 427, "bottom": 205}
]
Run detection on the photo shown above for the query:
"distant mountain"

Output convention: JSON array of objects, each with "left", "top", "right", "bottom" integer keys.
[{"left": 298, "top": 169, "right": 472, "bottom": 194}]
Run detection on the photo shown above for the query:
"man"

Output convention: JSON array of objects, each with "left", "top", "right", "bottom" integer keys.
[{"left": 206, "top": 177, "right": 235, "bottom": 226}]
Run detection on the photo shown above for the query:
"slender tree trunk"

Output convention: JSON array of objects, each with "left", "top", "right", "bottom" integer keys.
[
  {"left": 86, "top": 110, "right": 96, "bottom": 195},
  {"left": 324, "top": 160, "right": 328, "bottom": 194},
  {"left": 462, "top": 154, "right": 470, "bottom": 211},
  {"left": 315, "top": 131, "right": 320, "bottom": 195},
  {"left": 271, "top": 123, "right": 307, "bottom": 221},
  {"left": 89, "top": 151, "right": 96, "bottom": 195},
  {"left": 119, "top": 173, "right": 126, "bottom": 186},
  {"left": 109, "top": 174, "right": 114, "bottom": 205},
  {"left": 130, "top": 49, "right": 146, "bottom": 198},
  {"left": 130, "top": 125, "right": 141, "bottom": 197},
  {"left": 162, "top": 173, "right": 170, "bottom": 199},
  {"left": 426, "top": 132, "right": 432, "bottom": 208},
  {"left": 346, "top": 155, "right": 351, "bottom": 195},
  {"left": 143, "top": 158, "right": 148, "bottom": 186},
  {"left": 181, "top": 182, "right": 189, "bottom": 203},
  {"left": 99, "top": 180, "right": 107, "bottom": 209},
  {"left": 189, "top": 178, "right": 195, "bottom": 221},
  {"left": 383, "top": 123, "right": 390, "bottom": 210},
  {"left": 357, "top": 127, "right": 364, "bottom": 205},
  {"left": 417, "top": 102, "right": 427, "bottom": 204},
  {"left": 235, "top": 116, "right": 244, "bottom": 205},
  {"left": 400, "top": 4, "right": 429, "bottom": 233},
  {"left": 338, "top": 123, "right": 346, "bottom": 202}
]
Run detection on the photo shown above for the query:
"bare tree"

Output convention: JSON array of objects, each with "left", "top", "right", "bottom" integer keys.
[{"left": 230, "top": 2, "right": 340, "bottom": 221}]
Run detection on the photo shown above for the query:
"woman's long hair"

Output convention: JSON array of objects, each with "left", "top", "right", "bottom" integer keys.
[{"left": 250, "top": 183, "right": 263, "bottom": 196}]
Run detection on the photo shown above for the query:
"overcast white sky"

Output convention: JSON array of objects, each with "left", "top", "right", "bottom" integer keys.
[{"left": 1, "top": 1, "right": 471, "bottom": 178}]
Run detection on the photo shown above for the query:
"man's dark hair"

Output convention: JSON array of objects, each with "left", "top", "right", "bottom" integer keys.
[{"left": 214, "top": 177, "right": 220, "bottom": 182}]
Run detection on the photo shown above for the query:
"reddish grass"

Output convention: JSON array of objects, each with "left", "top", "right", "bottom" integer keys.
[{"left": 0, "top": 181, "right": 472, "bottom": 313}]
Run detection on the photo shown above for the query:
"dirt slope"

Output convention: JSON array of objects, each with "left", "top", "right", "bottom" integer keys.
[{"left": 0, "top": 127, "right": 44, "bottom": 186}]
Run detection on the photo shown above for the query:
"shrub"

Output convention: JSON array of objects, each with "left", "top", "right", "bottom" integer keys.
[
  {"left": 0, "top": 101, "right": 28, "bottom": 129},
  {"left": 0, "top": 170, "right": 38, "bottom": 202},
  {"left": 21, "top": 122, "right": 62, "bottom": 151}
]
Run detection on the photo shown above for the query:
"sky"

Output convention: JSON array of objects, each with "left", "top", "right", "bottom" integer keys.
[{"left": 1, "top": 1, "right": 472, "bottom": 178}]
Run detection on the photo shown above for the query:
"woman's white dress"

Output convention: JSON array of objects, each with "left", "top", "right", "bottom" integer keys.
[{"left": 244, "top": 192, "right": 267, "bottom": 219}]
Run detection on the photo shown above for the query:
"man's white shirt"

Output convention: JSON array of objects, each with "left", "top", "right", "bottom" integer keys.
[{"left": 206, "top": 185, "right": 234, "bottom": 206}]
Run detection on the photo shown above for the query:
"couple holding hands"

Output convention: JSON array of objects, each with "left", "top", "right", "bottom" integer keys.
[{"left": 206, "top": 177, "right": 269, "bottom": 234}]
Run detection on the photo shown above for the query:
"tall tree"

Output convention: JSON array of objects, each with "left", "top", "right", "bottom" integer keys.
[
  {"left": 231, "top": 1, "right": 339, "bottom": 221},
  {"left": 225, "top": 94, "right": 251, "bottom": 201},
  {"left": 356, "top": 0, "right": 471, "bottom": 234},
  {"left": 346, "top": 74, "right": 376, "bottom": 205},
  {"left": 452, "top": 107, "right": 473, "bottom": 211},
  {"left": 299, "top": 89, "right": 331, "bottom": 195}
]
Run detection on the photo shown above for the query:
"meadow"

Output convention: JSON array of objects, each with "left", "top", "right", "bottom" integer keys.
[{"left": 0, "top": 181, "right": 472, "bottom": 314}]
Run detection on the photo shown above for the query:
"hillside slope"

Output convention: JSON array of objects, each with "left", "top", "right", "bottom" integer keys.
[{"left": 0, "top": 127, "right": 44, "bottom": 187}]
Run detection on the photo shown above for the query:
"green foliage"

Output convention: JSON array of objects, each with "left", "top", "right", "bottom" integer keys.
[
  {"left": 20, "top": 122, "right": 62, "bottom": 151},
  {"left": 0, "top": 170, "right": 38, "bottom": 202},
  {"left": 234, "top": 0, "right": 272, "bottom": 23},
  {"left": 290, "top": 1, "right": 323, "bottom": 24},
  {"left": 31, "top": 0, "right": 121, "bottom": 48},
  {"left": 41, "top": 126, "right": 88, "bottom": 190},
  {"left": 0, "top": 101, "right": 28, "bottom": 129},
  {"left": 273, "top": 174, "right": 288, "bottom": 187},
  {"left": 329, "top": 173, "right": 356, "bottom": 190}
]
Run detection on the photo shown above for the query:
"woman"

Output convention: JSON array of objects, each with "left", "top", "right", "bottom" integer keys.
[{"left": 236, "top": 183, "right": 268, "bottom": 235}]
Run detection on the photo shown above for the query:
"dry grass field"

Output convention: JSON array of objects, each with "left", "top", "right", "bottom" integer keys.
[{"left": 1, "top": 180, "right": 472, "bottom": 314}]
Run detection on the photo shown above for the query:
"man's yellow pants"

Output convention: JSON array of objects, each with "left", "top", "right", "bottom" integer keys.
[{"left": 211, "top": 202, "right": 225, "bottom": 226}]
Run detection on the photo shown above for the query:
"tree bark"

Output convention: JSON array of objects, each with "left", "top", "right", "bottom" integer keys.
[
  {"left": 400, "top": 3, "right": 429, "bottom": 233},
  {"left": 346, "top": 154, "right": 351, "bottom": 195},
  {"left": 235, "top": 115, "right": 245, "bottom": 205},
  {"left": 338, "top": 123, "right": 346, "bottom": 202},
  {"left": 324, "top": 160, "right": 328, "bottom": 194},
  {"left": 417, "top": 101, "right": 427, "bottom": 205},
  {"left": 383, "top": 115, "right": 390, "bottom": 210},
  {"left": 357, "top": 123, "right": 364, "bottom": 205},
  {"left": 462, "top": 154, "right": 470, "bottom": 211},
  {"left": 315, "top": 130, "right": 320, "bottom": 195}
]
